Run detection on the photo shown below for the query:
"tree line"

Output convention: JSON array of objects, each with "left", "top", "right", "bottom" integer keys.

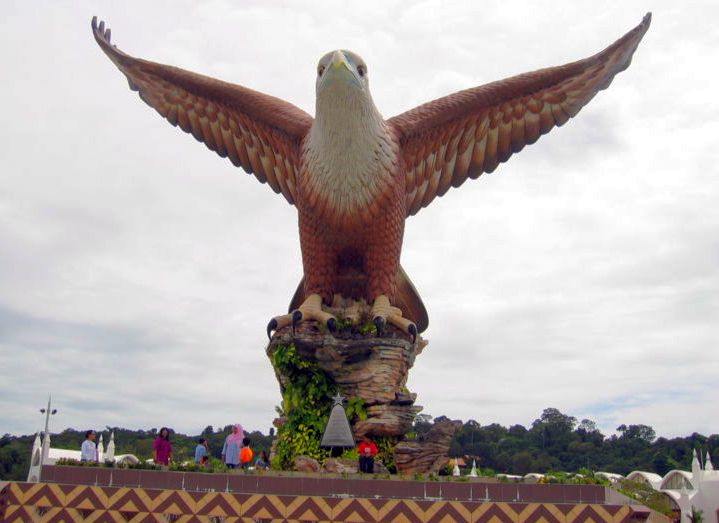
[
  {"left": 1, "top": 408, "right": 717, "bottom": 481},
  {"left": 438, "top": 408, "right": 719, "bottom": 476}
]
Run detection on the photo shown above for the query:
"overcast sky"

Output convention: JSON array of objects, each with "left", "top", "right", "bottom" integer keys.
[{"left": 1, "top": 1, "right": 717, "bottom": 443}]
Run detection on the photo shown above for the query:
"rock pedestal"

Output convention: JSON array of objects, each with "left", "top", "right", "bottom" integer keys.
[
  {"left": 394, "top": 418, "right": 462, "bottom": 474},
  {"left": 268, "top": 320, "right": 425, "bottom": 440},
  {"left": 267, "top": 300, "right": 458, "bottom": 474}
]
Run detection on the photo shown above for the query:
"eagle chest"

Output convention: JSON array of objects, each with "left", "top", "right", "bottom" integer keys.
[{"left": 299, "top": 130, "right": 402, "bottom": 230}]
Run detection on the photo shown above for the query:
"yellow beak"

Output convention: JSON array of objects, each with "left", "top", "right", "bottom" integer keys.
[{"left": 331, "top": 50, "right": 351, "bottom": 72}]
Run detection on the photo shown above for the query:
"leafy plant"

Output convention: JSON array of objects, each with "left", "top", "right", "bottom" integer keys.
[
  {"left": 341, "top": 448, "right": 359, "bottom": 460},
  {"left": 127, "top": 460, "right": 159, "bottom": 470},
  {"left": 55, "top": 458, "right": 98, "bottom": 467},
  {"left": 358, "top": 321, "right": 377, "bottom": 335},
  {"left": 374, "top": 436, "right": 398, "bottom": 473},
  {"left": 617, "top": 479, "right": 674, "bottom": 516},
  {"left": 271, "top": 343, "right": 334, "bottom": 469},
  {"left": 345, "top": 397, "right": 368, "bottom": 422},
  {"left": 317, "top": 315, "right": 377, "bottom": 336}
]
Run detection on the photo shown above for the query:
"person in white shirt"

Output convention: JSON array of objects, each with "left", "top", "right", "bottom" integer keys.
[{"left": 80, "top": 430, "right": 97, "bottom": 462}]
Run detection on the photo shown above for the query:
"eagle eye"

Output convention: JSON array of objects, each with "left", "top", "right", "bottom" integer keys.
[
  {"left": 318, "top": 64, "right": 325, "bottom": 77},
  {"left": 357, "top": 64, "right": 366, "bottom": 77}
]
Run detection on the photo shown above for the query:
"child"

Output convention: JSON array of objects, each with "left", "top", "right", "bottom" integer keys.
[
  {"left": 255, "top": 450, "right": 270, "bottom": 470},
  {"left": 194, "top": 438, "right": 209, "bottom": 466},
  {"left": 239, "top": 437, "right": 254, "bottom": 469}
]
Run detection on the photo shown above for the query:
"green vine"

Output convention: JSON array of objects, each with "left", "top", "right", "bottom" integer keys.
[{"left": 271, "top": 343, "right": 333, "bottom": 469}]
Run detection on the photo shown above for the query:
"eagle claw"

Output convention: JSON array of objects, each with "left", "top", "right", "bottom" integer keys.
[
  {"left": 370, "top": 294, "right": 419, "bottom": 342},
  {"left": 326, "top": 317, "right": 337, "bottom": 332},
  {"left": 373, "top": 316, "right": 386, "bottom": 336},
  {"left": 291, "top": 309, "right": 303, "bottom": 335},
  {"left": 408, "top": 323, "right": 418, "bottom": 344},
  {"left": 266, "top": 318, "right": 278, "bottom": 340},
  {"left": 268, "top": 294, "right": 418, "bottom": 342}
]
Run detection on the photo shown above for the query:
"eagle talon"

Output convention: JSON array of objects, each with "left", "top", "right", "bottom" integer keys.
[
  {"left": 408, "top": 323, "right": 417, "bottom": 344},
  {"left": 291, "top": 309, "right": 303, "bottom": 335},
  {"left": 266, "top": 318, "right": 278, "bottom": 340},
  {"left": 266, "top": 313, "right": 294, "bottom": 340},
  {"left": 370, "top": 294, "right": 420, "bottom": 341},
  {"left": 326, "top": 317, "right": 337, "bottom": 332},
  {"left": 373, "top": 316, "right": 386, "bottom": 336}
]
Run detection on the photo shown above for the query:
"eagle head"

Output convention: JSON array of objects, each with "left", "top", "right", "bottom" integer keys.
[{"left": 316, "top": 50, "right": 370, "bottom": 97}]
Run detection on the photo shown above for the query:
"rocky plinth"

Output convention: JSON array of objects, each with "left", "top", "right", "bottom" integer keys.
[
  {"left": 268, "top": 317, "right": 426, "bottom": 440},
  {"left": 267, "top": 299, "right": 455, "bottom": 474},
  {"left": 394, "top": 418, "right": 462, "bottom": 475}
]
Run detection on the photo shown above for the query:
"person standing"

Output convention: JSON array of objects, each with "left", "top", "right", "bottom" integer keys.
[
  {"left": 194, "top": 438, "right": 210, "bottom": 466},
  {"left": 80, "top": 430, "right": 98, "bottom": 462},
  {"left": 357, "top": 436, "right": 378, "bottom": 473},
  {"left": 221, "top": 424, "right": 244, "bottom": 469},
  {"left": 153, "top": 427, "right": 173, "bottom": 467}
]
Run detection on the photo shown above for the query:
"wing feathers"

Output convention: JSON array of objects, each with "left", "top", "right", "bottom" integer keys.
[
  {"left": 92, "top": 17, "right": 312, "bottom": 205},
  {"left": 391, "top": 13, "right": 651, "bottom": 216}
]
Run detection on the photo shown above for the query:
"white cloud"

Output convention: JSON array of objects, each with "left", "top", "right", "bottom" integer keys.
[{"left": 1, "top": 1, "right": 717, "bottom": 442}]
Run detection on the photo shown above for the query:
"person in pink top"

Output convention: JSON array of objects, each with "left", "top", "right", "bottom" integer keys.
[
  {"left": 221, "top": 423, "right": 244, "bottom": 468},
  {"left": 153, "top": 427, "right": 173, "bottom": 466}
]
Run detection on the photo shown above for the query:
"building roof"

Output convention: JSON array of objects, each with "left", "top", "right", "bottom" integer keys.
[
  {"left": 626, "top": 470, "right": 663, "bottom": 488},
  {"left": 523, "top": 473, "right": 545, "bottom": 480},
  {"left": 595, "top": 471, "right": 624, "bottom": 483},
  {"left": 659, "top": 470, "right": 694, "bottom": 491}
]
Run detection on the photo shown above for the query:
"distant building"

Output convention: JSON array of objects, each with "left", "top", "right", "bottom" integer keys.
[
  {"left": 626, "top": 471, "right": 662, "bottom": 489},
  {"left": 523, "top": 473, "right": 545, "bottom": 483},
  {"left": 595, "top": 471, "right": 624, "bottom": 484},
  {"left": 27, "top": 431, "right": 139, "bottom": 482},
  {"left": 628, "top": 449, "right": 718, "bottom": 523}
]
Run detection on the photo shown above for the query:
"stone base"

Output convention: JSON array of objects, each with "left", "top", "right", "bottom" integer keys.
[
  {"left": 267, "top": 301, "right": 464, "bottom": 474},
  {"left": 395, "top": 418, "right": 462, "bottom": 474},
  {"left": 268, "top": 317, "right": 426, "bottom": 441}
]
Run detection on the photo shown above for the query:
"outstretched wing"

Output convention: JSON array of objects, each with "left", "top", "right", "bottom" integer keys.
[
  {"left": 389, "top": 13, "right": 651, "bottom": 217},
  {"left": 91, "top": 17, "right": 313, "bottom": 204}
]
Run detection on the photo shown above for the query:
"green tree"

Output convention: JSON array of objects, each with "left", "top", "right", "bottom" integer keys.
[
  {"left": 617, "top": 424, "right": 656, "bottom": 443},
  {"left": 510, "top": 451, "right": 534, "bottom": 475}
]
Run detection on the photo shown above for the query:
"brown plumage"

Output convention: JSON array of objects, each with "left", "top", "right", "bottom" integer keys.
[{"left": 91, "top": 14, "right": 651, "bottom": 337}]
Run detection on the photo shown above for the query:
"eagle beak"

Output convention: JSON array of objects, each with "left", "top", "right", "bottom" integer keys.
[
  {"left": 330, "top": 50, "right": 351, "bottom": 72},
  {"left": 318, "top": 50, "right": 361, "bottom": 91}
]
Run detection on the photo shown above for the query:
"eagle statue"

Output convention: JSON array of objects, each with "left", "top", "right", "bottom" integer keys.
[{"left": 91, "top": 14, "right": 651, "bottom": 341}]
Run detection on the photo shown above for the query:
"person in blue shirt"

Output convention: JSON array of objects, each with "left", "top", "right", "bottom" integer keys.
[
  {"left": 194, "top": 438, "right": 209, "bottom": 466},
  {"left": 255, "top": 450, "right": 270, "bottom": 470}
]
